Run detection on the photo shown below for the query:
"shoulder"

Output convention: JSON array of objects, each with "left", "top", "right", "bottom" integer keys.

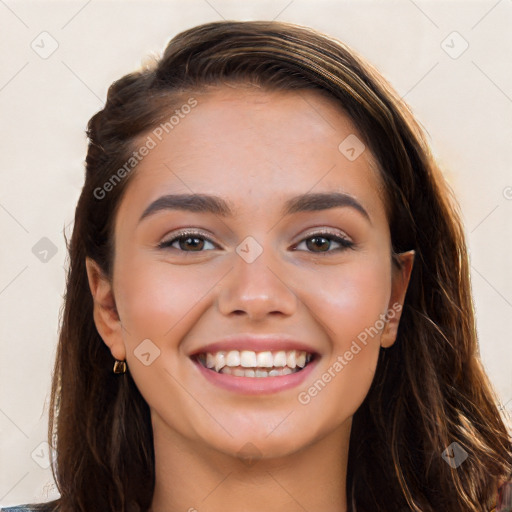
[
  {"left": 1, "top": 503, "right": 57, "bottom": 512},
  {"left": 1, "top": 508, "right": 38, "bottom": 511}
]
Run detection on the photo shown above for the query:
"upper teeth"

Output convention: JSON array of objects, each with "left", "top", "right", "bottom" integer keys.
[{"left": 200, "top": 350, "right": 312, "bottom": 372}]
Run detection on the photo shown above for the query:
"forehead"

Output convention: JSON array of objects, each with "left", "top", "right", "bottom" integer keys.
[{"left": 115, "top": 86, "right": 386, "bottom": 227}]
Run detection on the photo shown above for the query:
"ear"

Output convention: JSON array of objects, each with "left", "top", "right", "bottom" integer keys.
[
  {"left": 380, "top": 250, "right": 415, "bottom": 348},
  {"left": 85, "top": 257, "right": 126, "bottom": 361}
]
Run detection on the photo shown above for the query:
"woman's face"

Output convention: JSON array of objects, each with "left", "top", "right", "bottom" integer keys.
[{"left": 88, "top": 86, "right": 413, "bottom": 460}]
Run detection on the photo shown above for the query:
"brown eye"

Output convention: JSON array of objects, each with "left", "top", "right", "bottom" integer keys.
[
  {"left": 158, "top": 231, "right": 217, "bottom": 252},
  {"left": 177, "top": 236, "right": 205, "bottom": 251},
  {"left": 306, "top": 236, "right": 331, "bottom": 252},
  {"left": 295, "top": 231, "right": 354, "bottom": 254}
]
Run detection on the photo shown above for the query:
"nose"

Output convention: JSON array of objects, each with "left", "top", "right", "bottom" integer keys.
[{"left": 216, "top": 242, "right": 298, "bottom": 321}]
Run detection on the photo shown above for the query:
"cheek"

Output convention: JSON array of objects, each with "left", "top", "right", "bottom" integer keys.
[
  {"left": 113, "top": 253, "right": 217, "bottom": 346},
  {"left": 112, "top": 256, "right": 219, "bottom": 424},
  {"left": 302, "top": 256, "right": 392, "bottom": 345},
  {"left": 293, "top": 257, "right": 391, "bottom": 423}
]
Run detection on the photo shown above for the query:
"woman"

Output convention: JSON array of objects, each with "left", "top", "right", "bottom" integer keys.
[{"left": 3, "top": 20, "right": 511, "bottom": 512}]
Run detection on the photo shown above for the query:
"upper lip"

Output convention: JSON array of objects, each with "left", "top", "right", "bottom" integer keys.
[{"left": 189, "top": 335, "right": 318, "bottom": 356}]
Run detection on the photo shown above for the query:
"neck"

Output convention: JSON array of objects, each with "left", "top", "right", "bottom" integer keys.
[{"left": 149, "top": 414, "right": 351, "bottom": 512}]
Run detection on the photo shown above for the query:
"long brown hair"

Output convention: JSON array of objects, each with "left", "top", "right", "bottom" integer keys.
[{"left": 36, "top": 20, "right": 511, "bottom": 512}]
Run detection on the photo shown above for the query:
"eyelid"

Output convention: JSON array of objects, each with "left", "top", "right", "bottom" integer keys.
[
  {"left": 298, "top": 227, "right": 352, "bottom": 243},
  {"left": 158, "top": 228, "right": 221, "bottom": 250},
  {"left": 292, "top": 228, "right": 355, "bottom": 253}
]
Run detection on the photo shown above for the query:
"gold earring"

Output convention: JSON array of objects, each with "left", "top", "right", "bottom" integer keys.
[{"left": 113, "top": 359, "right": 127, "bottom": 374}]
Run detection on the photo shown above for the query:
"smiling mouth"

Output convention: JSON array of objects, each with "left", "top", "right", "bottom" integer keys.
[{"left": 195, "top": 349, "right": 314, "bottom": 378}]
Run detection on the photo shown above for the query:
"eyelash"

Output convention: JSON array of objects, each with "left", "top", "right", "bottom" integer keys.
[{"left": 157, "top": 229, "right": 355, "bottom": 254}]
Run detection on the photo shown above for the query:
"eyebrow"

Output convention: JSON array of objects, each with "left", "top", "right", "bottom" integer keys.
[{"left": 138, "top": 192, "right": 371, "bottom": 224}]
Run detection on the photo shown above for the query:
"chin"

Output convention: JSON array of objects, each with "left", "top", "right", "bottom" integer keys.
[{"left": 194, "top": 412, "right": 341, "bottom": 463}]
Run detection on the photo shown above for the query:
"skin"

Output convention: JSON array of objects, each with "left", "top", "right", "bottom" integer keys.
[{"left": 86, "top": 86, "right": 414, "bottom": 512}]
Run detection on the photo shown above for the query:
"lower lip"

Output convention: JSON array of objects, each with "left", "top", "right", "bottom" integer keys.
[{"left": 192, "top": 358, "right": 318, "bottom": 395}]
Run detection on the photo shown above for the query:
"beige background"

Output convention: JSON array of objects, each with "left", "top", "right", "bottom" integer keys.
[{"left": 1, "top": 0, "right": 511, "bottom": 506}]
